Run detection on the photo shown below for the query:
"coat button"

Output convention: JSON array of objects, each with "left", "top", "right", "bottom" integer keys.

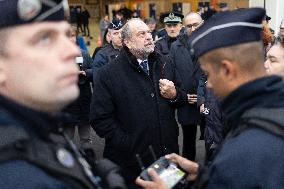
[{"left": 151, "top": 93, "right": 155, "bottom": 97}]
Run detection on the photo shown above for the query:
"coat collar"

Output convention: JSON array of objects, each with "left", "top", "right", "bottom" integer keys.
[{"left": 0, "top": 94, "right": 67, "bottom": 140}]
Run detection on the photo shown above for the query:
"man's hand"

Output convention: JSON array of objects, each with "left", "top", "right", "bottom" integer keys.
[
  {"left": 200, "top": 104, "right": 205, "bottom": 113},
  {"left": 187, "top": 94, "right": 197, "bottom": 104},
  {"left": 165, "top": 153, "right": 199, "bottom": 181},
  {"left": 159, "top": 79, "right": 177, "bottom": 99},
  {"left": 135, "top": 168, "right": 167, "bottom": 189},
  {"left": 135, "top": 154, "right": 199, "bottom": 189}
]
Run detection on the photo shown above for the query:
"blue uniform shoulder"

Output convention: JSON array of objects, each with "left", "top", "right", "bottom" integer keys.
[
  {"left": 0, "top": 160, "right": 72, "bottom": 189},
  {"left": 207, "top": 128, "right": 284, "bottom": 188}
]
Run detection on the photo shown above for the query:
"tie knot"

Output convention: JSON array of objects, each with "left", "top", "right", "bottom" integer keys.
[{"left": 140, "top": 60, "right": 149, "bottom": 74}]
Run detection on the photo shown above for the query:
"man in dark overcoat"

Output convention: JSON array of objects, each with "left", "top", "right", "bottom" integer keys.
[
  {"left": 90, "top": 18, "right": 187, "bottom": 188},
  {"left": 170, "top": 12, "right": 205, "bottom": 161}
]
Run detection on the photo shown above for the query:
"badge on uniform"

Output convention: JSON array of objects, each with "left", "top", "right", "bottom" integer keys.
[
  {"left": 17, "top": 0, "right": 42, "bottom": 21},
  {"left": 56, "top": 148, "right": 75, "bottom": 168}
]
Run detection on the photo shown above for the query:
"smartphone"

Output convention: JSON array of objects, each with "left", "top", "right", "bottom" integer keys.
[{"left": 140, "top": 157, "right": 187, "bottom": 189}]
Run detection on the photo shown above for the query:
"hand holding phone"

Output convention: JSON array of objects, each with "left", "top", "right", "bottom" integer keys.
[{"left": 139, "top": 157, "right": 187, "bottom": 189}]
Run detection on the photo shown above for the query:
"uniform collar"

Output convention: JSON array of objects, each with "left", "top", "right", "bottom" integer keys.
[{"left": 0, "top": 94, "right": 65, "bottom": 139}]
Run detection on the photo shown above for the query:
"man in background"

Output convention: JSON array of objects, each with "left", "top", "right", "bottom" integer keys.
[
  {"left": 170, "top": 12, "right": 205, "bottom": 161},
  {"left": 155, "top": 12, "right": 184, "bottom": 56},
  {"left": 93, "top": 19, "right": 123, "bottom": 75}
]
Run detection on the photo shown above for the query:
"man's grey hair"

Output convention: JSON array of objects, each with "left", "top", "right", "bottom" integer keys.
[{"left": 121, "top": 18, "right": 143, "bottom": 42}]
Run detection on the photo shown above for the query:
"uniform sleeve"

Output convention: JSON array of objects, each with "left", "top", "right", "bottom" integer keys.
[
  {"left": 90, "top": 69, "right": 131, "bottom": 151},
  {"left": 0, "top": 160, "right": 72, "bottom": 189},
  {"left": 81, "top": 50, "right": 94, "bottom": 81},
  {"left": 206, "top": 129, "right": 284, "bottom": 189},
  {"left": 93, "top": 49, "right": 108, "bottom": 77}
]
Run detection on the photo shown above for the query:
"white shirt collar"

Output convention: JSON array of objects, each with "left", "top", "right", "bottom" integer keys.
[{"left": 137, "top": 59, "right": 147, "bottom": 64}]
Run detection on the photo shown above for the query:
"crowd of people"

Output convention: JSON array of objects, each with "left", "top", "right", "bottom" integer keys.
[{"left": 0, "top": 0, "right": 283, "bottom": 189}]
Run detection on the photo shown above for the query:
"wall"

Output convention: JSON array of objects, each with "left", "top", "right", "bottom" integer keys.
[{"left": 249, "top": 0, "right": 284, "bottom": 34}]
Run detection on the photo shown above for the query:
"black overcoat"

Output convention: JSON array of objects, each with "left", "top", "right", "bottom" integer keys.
[
  {"left": 170, "top": 34, "right": 205, "bottom": 125},
  {"left": 90, "top": 48, "right": 187, "bottom": 174}
]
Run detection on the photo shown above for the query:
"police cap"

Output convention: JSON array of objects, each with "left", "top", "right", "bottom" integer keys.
[
  {"left": 0, "top": 0, "right": 68, "bottom": 29},
  {"left": 189, "top": 8, "right": 265, "bottom": 57},
  {"left": 108, "top": 19, "right": 124, "bottom": 30},
  {"left": 161, "top": 12, "right": 184, "bottom": 24}
]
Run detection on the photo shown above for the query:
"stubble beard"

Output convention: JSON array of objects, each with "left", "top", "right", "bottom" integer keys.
[{"left": 131, "top": 44, "right": 155, "bottom": 59}]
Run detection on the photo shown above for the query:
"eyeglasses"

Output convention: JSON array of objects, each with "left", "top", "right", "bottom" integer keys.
[{"left": 185, "top": 21, "right": 204, "bottom": 29}]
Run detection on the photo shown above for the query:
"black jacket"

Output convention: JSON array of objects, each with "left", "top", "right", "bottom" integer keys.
[
  {"left": 0, "top": 95, "right": 95, "bottom": 189},
  {"left": 63, "top": 50, "right": 93, "bottom": 124},
  {"left": 170, "top": 34, "right": 205, "bottom": 125},
  {"left": 155, "top": 35, "right": 178, "bottom": 55},
  {"left": 203, "top": 76, "right": 284, "bottom": 188},
  {"left": 90, "top": 48, "right": 187, "bottom": 174},
  {"left": 93, "top": 43, "right": 120, "bottom": 77}
]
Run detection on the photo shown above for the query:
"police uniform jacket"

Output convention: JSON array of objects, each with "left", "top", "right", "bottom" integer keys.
[
  {"left": 205, "top": 76, "right": 284, "bottom": 188},
  {"left": 155, "top": 35, "right": 177, "bottom": 56},
  {"left": 0, "top": 95, "right": 95, "bottom": 189},
  {"left": 170, "top": 34, "right": 205, "bottom": 125},
  {"left": 90, "top": 47, "right": 187, "bottom": 174},
  {"left": 93, "top": 43, "right": 120, "bottom": 76}
]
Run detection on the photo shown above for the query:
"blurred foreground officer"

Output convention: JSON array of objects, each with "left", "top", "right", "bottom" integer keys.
[
  {"left": 90, "top": 18, "right": 186, "bottom": 188},
  {"left": 136, "top": 8, "right": 284, "bottom": 189},
  {"left": 155, "top": 12, "right": 183, "bottom": 55},
  {"left": 0, "top": 1, "right": 126, "bottom": 189}
]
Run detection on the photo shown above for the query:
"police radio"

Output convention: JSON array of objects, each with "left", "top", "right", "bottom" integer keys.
[
  {"left": 60, "top": 128, "right": 127, "bottom": 189},
  {"left": 75, "top": 56, "right": 83, "bottom": 70},
  {"left": 75, "top": 56, "right": 86, "bottom": 84},
  {"left": 136, "top": 146, "right": 187, "bottom": 189}
]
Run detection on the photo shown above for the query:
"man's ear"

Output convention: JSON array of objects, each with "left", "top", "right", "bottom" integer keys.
[
  {"left": 220, "top": 59, "right": 237, "bottom": 81},
  {"left": 123, "top": 39, "right": 130, "bottom": 48}
]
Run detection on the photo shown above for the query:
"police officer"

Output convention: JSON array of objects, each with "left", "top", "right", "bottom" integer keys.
[
  {"left": 136, "top": 8, "right": 284, "bottom": 189},
  {"left": 93, "top": 19, "right": 123, "bottom": 75},
  {"left": 0, "top": 1, "right": 125, "bottom": 189},
  {"left": 155, "top": 12, "right": 184, "bottom": 55}
]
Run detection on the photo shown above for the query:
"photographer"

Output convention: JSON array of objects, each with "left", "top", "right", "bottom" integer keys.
[{"left": 61, "top": 25, "right": 93, "bottom": 148}]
